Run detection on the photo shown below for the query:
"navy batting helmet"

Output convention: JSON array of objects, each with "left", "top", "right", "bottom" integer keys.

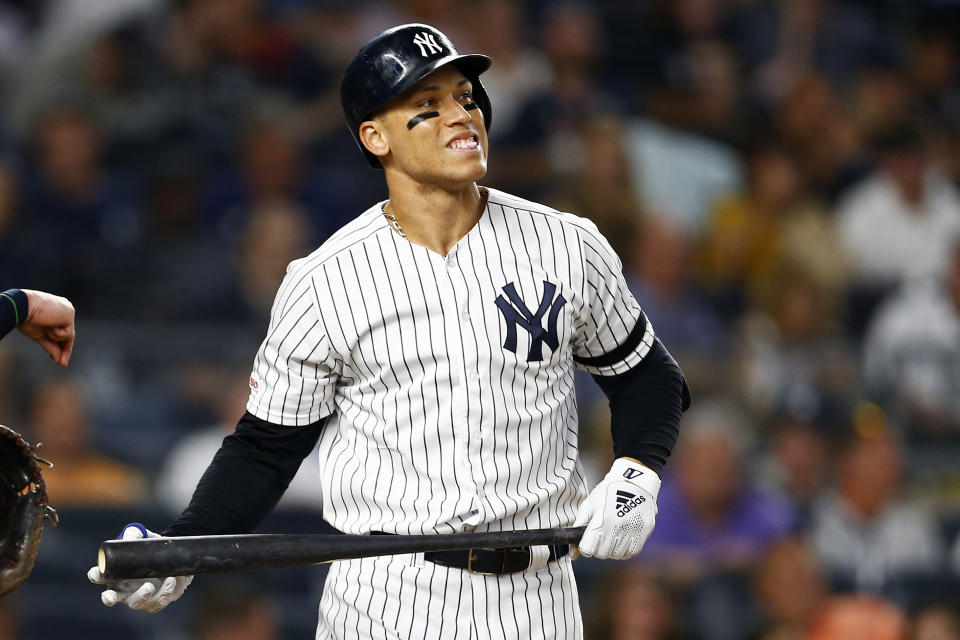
[{"left": 340, "top": 23, "right": 492, "bottom": 169}]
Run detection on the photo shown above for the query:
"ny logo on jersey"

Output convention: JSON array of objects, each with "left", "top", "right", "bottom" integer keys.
[
  {"left": 495, "top": 281, "right": 566, "bottom": 362},
  {"left": 412, "top": 32, "right": 443, "bottom": 57}
]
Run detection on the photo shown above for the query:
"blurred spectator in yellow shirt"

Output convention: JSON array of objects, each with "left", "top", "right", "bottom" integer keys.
[
  {"left": 698, "top": 144, "right": 847, "bottom": 321},
  {"left": 26, "top": 376, "right": 146, "bottom": 506}
]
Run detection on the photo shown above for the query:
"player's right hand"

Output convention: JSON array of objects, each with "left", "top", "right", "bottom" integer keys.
[
  {"left": 19, "top": 289, "right": 75, "bottom": 366},
  {"left": 87, "top": 523, "right": 193, "bottom": 612}
]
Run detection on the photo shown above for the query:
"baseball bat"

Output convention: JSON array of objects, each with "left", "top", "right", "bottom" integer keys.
[{"left": 98, "top": 527, "right": 586, "bottom": 580}]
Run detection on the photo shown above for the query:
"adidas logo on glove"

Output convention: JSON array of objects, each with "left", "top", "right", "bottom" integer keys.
[{"left": 615, "top": 489, "right": 645, "bottom": 517}]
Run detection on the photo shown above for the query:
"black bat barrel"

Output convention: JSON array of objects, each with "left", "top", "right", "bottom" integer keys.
[{"left": 98, "top": 527, "right": 586, "bottom": 580}]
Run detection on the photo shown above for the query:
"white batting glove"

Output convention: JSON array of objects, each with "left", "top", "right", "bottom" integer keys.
[
  {"left": 87, "top": 523, "right": 193, "bottom": 612},
  {"left": 574, "top": 458, "right": 661, "bottom": 560}
]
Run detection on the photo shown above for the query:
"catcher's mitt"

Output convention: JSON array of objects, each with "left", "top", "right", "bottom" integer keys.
[{"left": 0, "top": 424, "right": 57, "bottom": 597}]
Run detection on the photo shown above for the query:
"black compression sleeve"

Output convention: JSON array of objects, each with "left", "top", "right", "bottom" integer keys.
[
  {"left": 592, "top": 339, "right": 690, "bottom": 477},
  {"left": 163, "top": 411, "right": 327, "bottom": 536},
  {"left": 0, "top": 289, "right": 27, "bottom": 340}
]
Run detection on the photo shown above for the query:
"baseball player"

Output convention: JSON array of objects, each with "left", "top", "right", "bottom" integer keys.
[
  {"left": 89, "top": 24, "right": 689, "bottom": 638},
  {"left": 1, "top": 288, "right": 75, "bottom": 365}
]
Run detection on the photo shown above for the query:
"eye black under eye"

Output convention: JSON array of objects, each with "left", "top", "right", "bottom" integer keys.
[{"left": 407, "top": 111, "right": 439, "bottom": 129}]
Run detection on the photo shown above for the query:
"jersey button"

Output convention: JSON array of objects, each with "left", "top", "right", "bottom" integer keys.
[
  {"left": 461, "top": 311, "right": 470, "bottom": 321},
  {"left": 468, "top": 371, "right": 479, "bottom": 382}
]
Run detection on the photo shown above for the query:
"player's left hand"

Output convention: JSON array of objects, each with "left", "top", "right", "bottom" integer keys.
[{"left": 574, "top": 457, "right": 661, "bottom": 560}]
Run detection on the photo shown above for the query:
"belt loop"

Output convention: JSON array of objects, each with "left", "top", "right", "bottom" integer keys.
[{"left": 527, "top": 545, "right": 550, "bottom": 571}]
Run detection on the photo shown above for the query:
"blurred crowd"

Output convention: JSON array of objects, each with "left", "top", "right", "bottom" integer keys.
[{"left": 2, "top": 0, "right": 960, "bottom": 638}]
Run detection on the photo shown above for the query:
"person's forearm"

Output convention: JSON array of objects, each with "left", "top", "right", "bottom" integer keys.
[
  {"left": 0, "top": 289, "right": 27, "bottom": 340},
  {"left": 593, "top": 339, "right": 690, "bottom": 476},
  {"left": 164, "top": 412, "right": 326, "bottom": 536}
]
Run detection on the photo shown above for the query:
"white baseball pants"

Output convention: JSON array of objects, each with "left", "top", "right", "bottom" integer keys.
[{"left": 315, "top": 552, "right": 583, "bottom": 639}]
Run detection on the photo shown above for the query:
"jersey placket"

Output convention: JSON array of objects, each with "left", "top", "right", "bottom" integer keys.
[
  {"left": 434, "top": 246, "right": 484, "bottom": 524},
  {"left": 446, "top": 241, "right": 491, "bottom": 527}
]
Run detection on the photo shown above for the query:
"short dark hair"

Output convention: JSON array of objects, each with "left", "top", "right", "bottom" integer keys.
[{"left": 871, "top": 119, "right": 925, "bottom": 154}]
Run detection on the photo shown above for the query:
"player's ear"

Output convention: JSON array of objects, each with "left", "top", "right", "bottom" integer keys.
[{"left": 359, "top": 120, "right": 390, "bottom": 161}]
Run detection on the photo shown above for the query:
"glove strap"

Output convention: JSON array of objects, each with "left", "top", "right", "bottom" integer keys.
[{"left": 610, "top": 457, "right": 662, "bottom": 498}]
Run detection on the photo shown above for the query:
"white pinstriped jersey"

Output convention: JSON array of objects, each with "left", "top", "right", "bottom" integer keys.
[{"left": 246, "top": 187, "right": 654, "bottom": 536}]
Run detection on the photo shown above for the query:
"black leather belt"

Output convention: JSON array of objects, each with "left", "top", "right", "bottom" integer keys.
[
  {"left": 425, "top": 545, "right": 570, "bottom": 575},
  {"left": 369, "top": 532, "right": 569, "bottom": 575}
]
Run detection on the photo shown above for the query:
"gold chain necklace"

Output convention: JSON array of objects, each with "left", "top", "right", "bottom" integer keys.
[
  {"left": 381, "top": 188, "right": 486, "bottom": 239},
  {"left": 381, "top": 204, "right": 407, "bottom": 238}
]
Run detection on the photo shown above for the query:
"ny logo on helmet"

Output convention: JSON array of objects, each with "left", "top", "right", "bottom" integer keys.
[
  {"left": 412, "top": 32, "right": 443, "bottom": 57},
  {"left": 495, "top": 281, "right": 567, "bottom": 362}
]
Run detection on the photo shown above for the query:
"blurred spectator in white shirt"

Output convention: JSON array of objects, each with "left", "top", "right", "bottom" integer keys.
[
  {"left": 156, "top": 375, "right": 321, "bottom": 514},
  {"left": 837, "top": 120, "right": 960, "bottom": 290},
  {"left": 863, "top": 240, "right": 960, "bottom": 439},
  {"left": 811, "top": 416, "right": 944, "bottom": 592}
]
